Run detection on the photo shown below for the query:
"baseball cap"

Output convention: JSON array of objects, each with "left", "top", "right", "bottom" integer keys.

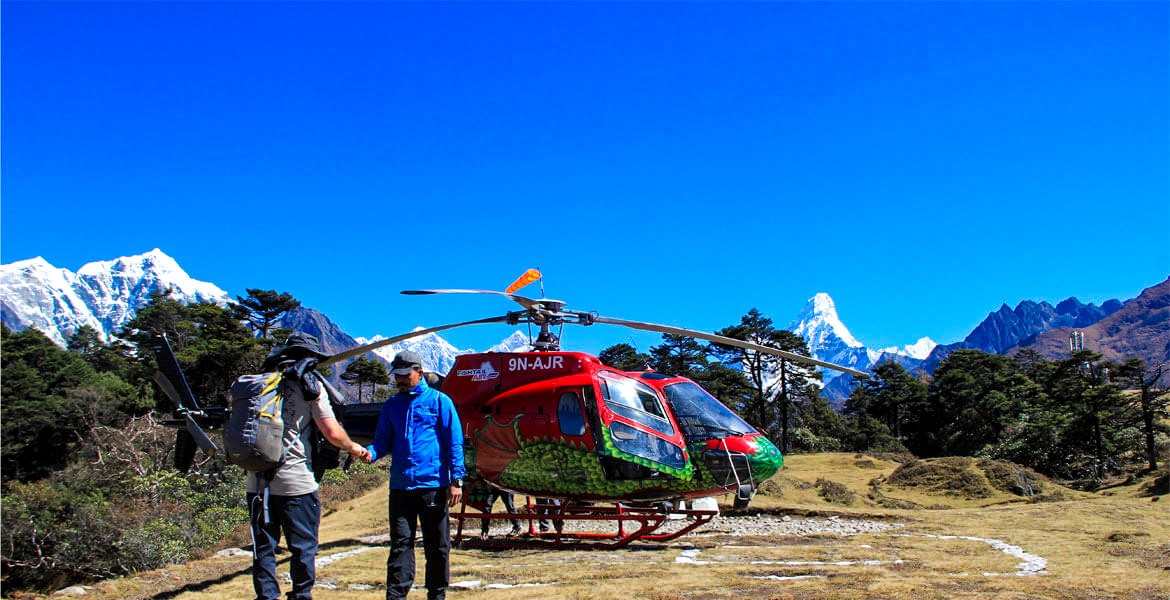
[{"left": 390, "top": 350, "right": 423, "bottom": 375}]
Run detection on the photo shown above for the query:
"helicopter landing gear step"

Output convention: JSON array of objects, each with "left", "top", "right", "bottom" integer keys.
[
  {"left": 452, "top": 498, "right": 719, "bottom": 550},
  {"left": 732, "top": 484, "right": 754, "bottom": 509}
]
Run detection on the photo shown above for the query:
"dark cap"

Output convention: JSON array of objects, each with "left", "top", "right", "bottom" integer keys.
[
  {"left": 263, "top": 332, "right": 329, "bottom": 369},
  {"left": 390, "top": 350, "right": 423, "bottom": 375},
  {"left": 283, "top": 333, "right": 328, "bottom": 358}
]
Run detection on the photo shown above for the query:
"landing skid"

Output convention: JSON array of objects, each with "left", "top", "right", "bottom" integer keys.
[{"left": 452, "top": 497, "right": 718, "bottom": 550}]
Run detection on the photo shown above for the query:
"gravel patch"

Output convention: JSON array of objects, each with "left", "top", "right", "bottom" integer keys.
[{"left": 694, "top": 513, "right": 905, "bottom": 537}]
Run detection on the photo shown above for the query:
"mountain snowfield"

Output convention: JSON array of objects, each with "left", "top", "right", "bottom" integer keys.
[
  {"left": 352, "top": 329, "right": 535, "bottom": 373},
  {"left": 0, "top": 249, "right": 231, "bottom": 346},
  {"left": 787, "top": 292, "right": 935, "bottom": 383},
  {"left": 1, "top": 249, "right": 924, "bottom": 385}
]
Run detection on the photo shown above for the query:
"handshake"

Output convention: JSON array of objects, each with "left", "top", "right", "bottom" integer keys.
[{"left": 347, "top": 443, "right": 373, "bottom": 464}]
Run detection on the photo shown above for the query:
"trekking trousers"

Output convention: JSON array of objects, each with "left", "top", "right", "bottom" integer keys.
[
  {"left": 386, "top": 487, "right": 450, "bottom": 600},
  {"left": 248, "top": 490, "right": 320, "bottom": 600}
]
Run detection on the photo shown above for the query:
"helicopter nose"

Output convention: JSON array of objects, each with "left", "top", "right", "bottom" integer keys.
[
  {"left": 700, "top": 434, "right": 784, "bottom": 488},
  {"left": 745, "top": 435, "right": 783, "bottom": 481}
]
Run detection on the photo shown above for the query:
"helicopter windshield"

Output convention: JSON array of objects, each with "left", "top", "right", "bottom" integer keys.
[{"left": 662, "top": 381, "right": 755, "bottom": 440}]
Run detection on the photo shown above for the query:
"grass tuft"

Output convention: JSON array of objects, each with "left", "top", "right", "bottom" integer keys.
[
  {"left": 815, "top": 478, "right": 857, "bottom": 505},
  {"left": 887, "top": 458, "right": 998, "bottom": 498}
]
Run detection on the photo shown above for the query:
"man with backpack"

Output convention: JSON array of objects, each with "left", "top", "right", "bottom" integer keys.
[
  {"left": 361, "top": 350, "right": 465, "bottom": 600},
  {"left": 246, "top": 333, "right": 370, "bottom": 600}
]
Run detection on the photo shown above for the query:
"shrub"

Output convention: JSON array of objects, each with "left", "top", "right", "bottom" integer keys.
[
  {"left": 320, "top": 462, "right": 389, "bottom": 506},
  {"left": 815, "top": 478, "right": 856, "bottom": 505},
  {"left": 119, "top": 518, "right": 189, "bottom": 569},
  {"left": 195, "top": 506, "right": 249, "bottom": 546},
  {"left": 977, "top": 458, "right": 1045, "bottom": 496},
  {"left": 887, "top": 458, "right": 996, "bottom": 498}
]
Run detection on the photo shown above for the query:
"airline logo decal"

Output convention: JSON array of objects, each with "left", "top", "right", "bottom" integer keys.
[{"left": 456, "top": 361, "right": 500, "bottom": 382}]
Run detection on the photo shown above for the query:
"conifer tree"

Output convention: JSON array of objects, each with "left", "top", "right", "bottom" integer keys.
[
  {"left": 648, "top": 334, "right": 708, "bottom": 378},
  {"left": 598, "top": 343, "right": 651, "bottom": 371},
  {"left": 1114, "top": 359, "right": 1169, "bottom": 472},
  {"left": 341, "top": 356, "right": 391, "bottom": 403},
  {"left": 231, "top": 289, "right": 301, "bottom": 339},
  {"left": 708, "top": 308, "right": 820, "bottom": 452}
]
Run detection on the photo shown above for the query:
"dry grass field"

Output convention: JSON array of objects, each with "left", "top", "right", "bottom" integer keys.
[{"left": 29, "top": 453, "right": 1169, "bottom": 600}]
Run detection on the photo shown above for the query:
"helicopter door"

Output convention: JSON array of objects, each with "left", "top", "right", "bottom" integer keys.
[{"left": 594, "top": 372, "right": 692, "bottom": 481}]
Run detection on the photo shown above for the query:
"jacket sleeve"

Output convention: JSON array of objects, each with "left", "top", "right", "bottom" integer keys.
[
  {"left": 440, "top": 393, "right": 467, "bottom": 481},
  {"left": 367, "top": 401, "right": 394, "bottom": 462}
]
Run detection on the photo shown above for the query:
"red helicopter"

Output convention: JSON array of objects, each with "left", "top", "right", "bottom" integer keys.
[
  {"left": 147, "top": 272, "right": 863, "bottom": 548},
  {"left": 318, "top": 273, "right": 865, "bottom": 548}
]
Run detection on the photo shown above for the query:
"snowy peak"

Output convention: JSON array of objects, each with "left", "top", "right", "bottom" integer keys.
[
  {"left": 487, "top": 330, "right": 533, "bottom": 353},
  {"left": 0, "top": 249, "right": 229, "bottom": 345},
  {"left": 789, "top": 292, "right": 863, "bottom": 350},
  {"left": 879, "top": 337, "right": 938, "bottom": 360},
  {"left": 353, "top": 329, "right": 536, "bottom": 374},
  {"left": 355, "top": 328, "right": 469, "bottom": 374}
]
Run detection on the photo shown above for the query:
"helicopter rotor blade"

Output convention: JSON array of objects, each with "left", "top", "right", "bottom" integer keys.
[
  {"left": 151, "top": 369, "right": 186, "bottom": 410},
  {"left": 320, "top": 314, "right": 514, "bottom": 367},
  {"left": 590, "top": 316, "right": 867, "bottom": 377},
  {"left": 151, "top": 368, "right": 220, "bottom": 457},
  {"left": 148, "top": 335, "right": 204, "bottom": 411},
  {"left": 147, "top": 335, "right": 222, "bottom": 457},
  {"left": 184, "top": 412, "right": 219, "bottom": 456},
  {"left": 401, "top": 289, "right": 565, "bottom": 312}
]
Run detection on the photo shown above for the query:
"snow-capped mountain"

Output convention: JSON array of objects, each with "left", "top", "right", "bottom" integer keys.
[
  {"left": 487, "top": 330, "right": 536, "bottom": 354},
  {"left": 355, "top": 329, "right": 470, "bottom": 374},
  {"left": 786, "top": 292, "right": 935, "bottom": 383},
  {"left": 354, "top": 329, "right": 537, "bottom": 374},
  {"left": 1, "top": 249, "right": 230, "bottom": 345},
  {"left": 880, "top": 337, "right": 938, "bottom": 361}
]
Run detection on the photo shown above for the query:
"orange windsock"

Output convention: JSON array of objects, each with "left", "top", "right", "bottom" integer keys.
[{"left": 505, "top": 268, "right": 542, "bottom": 294}]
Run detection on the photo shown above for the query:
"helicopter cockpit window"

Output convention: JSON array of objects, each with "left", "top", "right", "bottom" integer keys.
[
  {"left": 557, "top": 391, "right": 586, "bottom": 436},
  {"left": 662, "top": 381, "right": 755, "bottom": 440},
  {"left": 608, "top": 421, "right": 686, "bottom": 469},
  {"left": 598, "top": 373, "right": 675, "bottom": 437}
]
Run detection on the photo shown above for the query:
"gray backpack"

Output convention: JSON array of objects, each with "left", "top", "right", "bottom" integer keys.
[{"left": 225, "top": 372, "right": 290, "bottom": 472}]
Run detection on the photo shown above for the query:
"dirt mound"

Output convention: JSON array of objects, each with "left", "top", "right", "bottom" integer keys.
[{"left": 886, "top": 457, "right": 1047, "bottom": 499}]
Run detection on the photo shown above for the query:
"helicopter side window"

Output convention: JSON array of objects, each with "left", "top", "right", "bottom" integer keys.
[
  {"left": 557, "top": 391, "right": 586, "bottom": 436},
  {"left": 598, "top": 373, "right": 675, "bottom": 437},
  {"left": 608, "top": 421, "right": 686, "bottom": 469}
]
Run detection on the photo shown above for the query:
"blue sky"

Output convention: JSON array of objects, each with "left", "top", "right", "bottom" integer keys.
[{"left": 3, "top": 1, "right": 1167, "bottom": 355}]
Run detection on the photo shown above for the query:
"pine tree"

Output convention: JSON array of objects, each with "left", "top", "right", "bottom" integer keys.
[
  {"left": 120, "top": 290, "right": 263, "bottom": 408},
  {"left": 707, "top": 308, "right": 820, "bottom": 452},
  {"left": 1114, "top": 359, "right": 1169, "bottom": 472},
  {"left": 231, "top": 289, "right": 301, "bottom": 339},
  {"left": 648, "top": 334, "right": 707, "bottom": 378},
  {"left": 341, "top": 356, "right": 391, "bottom": 403},
  {"left": 598, "top": 343, "right": 651, "bottom": 371},
  {"left": 927, "top": 350, "right": 1033, "bottom": 458}
]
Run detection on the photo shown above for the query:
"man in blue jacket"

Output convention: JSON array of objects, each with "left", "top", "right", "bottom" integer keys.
[{"left": 363, "top": 350, "right": 465, "bottom": 600}]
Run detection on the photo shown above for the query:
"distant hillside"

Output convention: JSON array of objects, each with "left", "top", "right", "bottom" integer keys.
[
  {"left": 918, "top": 293, "right": 1126, "bottom": 374},
  {"left": 1012, "top": 277, "right": 1170, "bottom": 365}
]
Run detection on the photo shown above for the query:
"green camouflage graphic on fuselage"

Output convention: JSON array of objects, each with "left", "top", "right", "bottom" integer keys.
[{"left": 468, "top": 420, "right": 784, "bottom": 500}]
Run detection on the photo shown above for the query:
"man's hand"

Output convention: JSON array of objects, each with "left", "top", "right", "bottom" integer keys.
[
  {"left": 347, "top": 442, "right": 372, "bottom": 463},
  {"left": 448, "top": 485, "right": 463, "bottom": 508}
]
